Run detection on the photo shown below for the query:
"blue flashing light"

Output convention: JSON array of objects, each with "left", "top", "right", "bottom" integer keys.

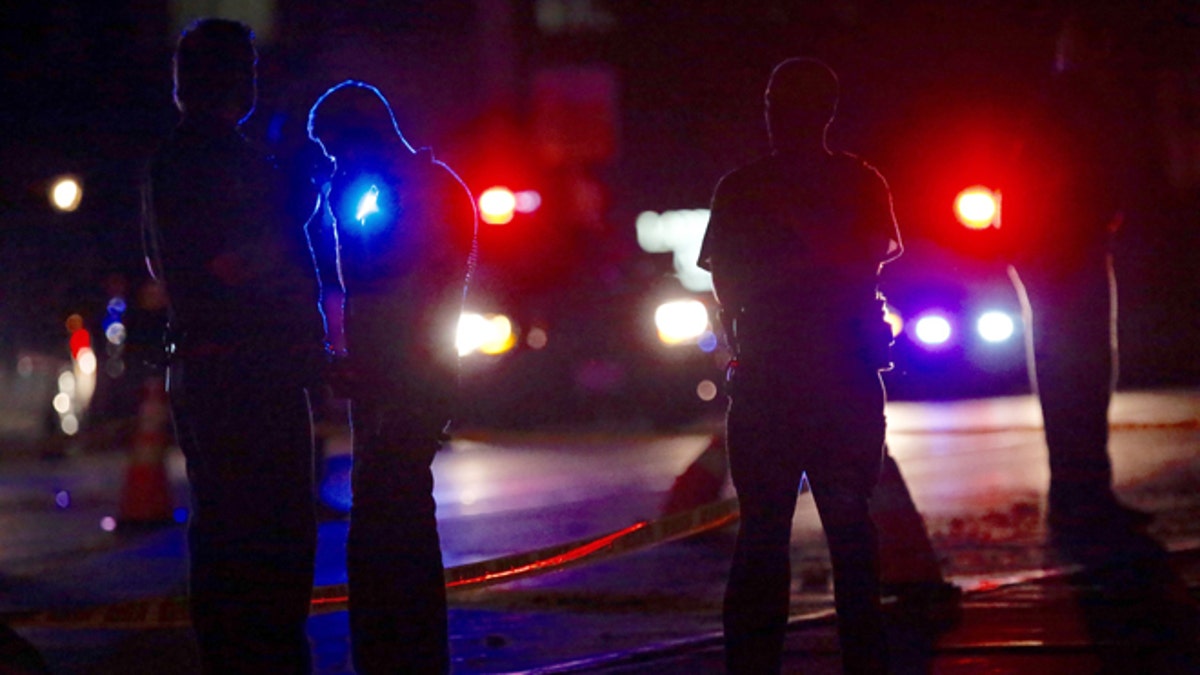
[
  {"left": 356, "top": 185, "right": 380, "bottom": 223},
  {"left": 335, "top": 174, "right": 393, "bottom": 237},
  {"left": 173, "top": 507, "right": 189, "bottom": 524},
  {"left": 914, "top": 314, "right": 952, "bottom": 347}
]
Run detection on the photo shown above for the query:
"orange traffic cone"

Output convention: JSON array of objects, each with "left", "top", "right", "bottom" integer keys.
[{"left": 119, "top": 375, "right": 174, "bottom": 526}]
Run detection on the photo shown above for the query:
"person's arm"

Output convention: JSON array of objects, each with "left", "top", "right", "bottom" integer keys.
[
  {"left": 140, "top": 163, "right": 166, "bottom": 285},
  {"left": 698, "top": 176, "right": 741, "bottom": 353}
]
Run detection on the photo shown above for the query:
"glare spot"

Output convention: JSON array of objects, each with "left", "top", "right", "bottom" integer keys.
[
  {"left": 655, "top": 299, "right": 709, "bottom": 345},
  {"left": 696, "top": 379, "right": 718, "bottom": 401},
  {"left": 977, "top": 311, "right": 1015, "bottom": 343},
  {"left": 76, "top": 348, "right": 97, "bottom": 375},
  {"left": 636, "top": 209, "right": 713, "bottom": 293},
  {"left": 457, "top": 312, "right": 515, "bottom": 356},
  {"left": 50, "top": 176, "right": 82, "bottom": 212},
  {"left": 61, "top": 414, "right": 79, "bottom": 436},
  {"left": 173, "top": 507, "right": 189, "bottom": 524},
  {"left": 52, "top": 392, "right": 72, "bottom": 414},
  {"left": 54, "top": 490, "right": 71, "bottom": 509},
  {"left": 697, "top": 331, "right": 718, "bottom": 353},
  {"left": 514, "top": 190, "right": 542, "bottom": 214},
  {"left": 479, "top": 187, "right": 517, "bottom": 225},
  {"left": 526, "top": 326, "right": 549, "bottom": 350},
  {"left": 58, "top": 371, "right": 76, "bottom": 395},
  {"left": 105, "top": 322, "right": 127, "bottom": 346},
  {"left": 914, "top": 315, "right": 952, "bottom": 346},
  {"left": 100, "top": 516, "right": 117, "bottom": 532},
  {"left": 356, "top": 185, "right": 380, "bottom": 223},
  {"left": 954, "top": 186, "right": 999, "bottom": 230},
  {"left": 17, "top": 356, "right": 33, "bottom": 378}
]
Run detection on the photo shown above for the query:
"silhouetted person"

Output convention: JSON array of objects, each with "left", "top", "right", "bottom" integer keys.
[
  {"left": 699, "top": 58, "right": 900, "bottom": 673},
  {"left": 1004, "top": 11, "right": 1147, "bottom": 534},
  {"left": 307, "top": 80, "right": 476, "bottom": 674},
  {"left": 142, "top": 18, "right": 324, "bottom": 674}
]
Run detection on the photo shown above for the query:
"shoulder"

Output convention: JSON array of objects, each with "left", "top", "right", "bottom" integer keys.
[
  {"left": 833, "top": 151, "right": 891, "bottom": 192},
  {"left": 713, "top": 156, "right": 773, "bottom": 198}
]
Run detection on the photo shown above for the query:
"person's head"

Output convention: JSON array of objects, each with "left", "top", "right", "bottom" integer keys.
[
  {"left": 764, "top": 58, "right": 839, "bottom": 153},
  {"left": 173, "top": 18, "right": 257, "bottom": 124},
  {"left": 307, "top": 80, "right": 412, "bottom": 172}
]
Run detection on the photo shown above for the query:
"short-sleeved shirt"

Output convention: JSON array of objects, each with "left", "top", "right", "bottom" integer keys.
[{"left": 698, "top": 150, "right": 899, "bottom": 366}]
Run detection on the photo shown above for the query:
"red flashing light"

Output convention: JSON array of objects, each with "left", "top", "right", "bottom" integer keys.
[
  {"left": 954, "top": 186, "right": 1000, "bottom": 230},
  {"left": 479, "top": 186, "right": 517, "bottom": 225},
  {"left": 69, "top": 328, "right": 91, "bottom": 360}
]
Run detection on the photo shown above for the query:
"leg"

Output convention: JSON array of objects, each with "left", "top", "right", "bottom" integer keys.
[
  {"left": 808, "top": 374, "right": 889, "bottom": 674},
  {"left": 347, "top": 401, "right": 448, "bottom": 675},
  {"left": 722, "top": 398, "right": 805, "bottom": 675},
  {"left": 872, "top": 449, "right": 945, "bottom": 586},
  {"left": 174, "top": 362, "right": 316, "bottom": 675},
  {"left": 1014, "top": 259, "right": 1119, "bottom": 518}
]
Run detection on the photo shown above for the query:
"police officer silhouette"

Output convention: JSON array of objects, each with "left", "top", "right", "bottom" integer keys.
[
  {"left": 699, "top": 58, "right": 900, "bottom": 673},
  {"left": 307, "top": 80, "right": 476, "bottom": 674},
  {"left": 143, "top": 18, "right": 324, "bottom": 674}
]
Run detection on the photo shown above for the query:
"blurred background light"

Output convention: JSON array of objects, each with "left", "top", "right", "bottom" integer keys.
[
  {"left": 526, "top": 326, "right": 549, "bottom": 350},
  {"left": 61, "top": 413, "right": 79, "bottom": 436},
  {"left": 355, "top": 185, "right": 380, "bottom": 223},
  {"left": 479, "top": 186, "right": 517, "bottom": 225},
  {"left": 49, "top": 175, "right": 82, "bottom": 212},
  {"left": 954, "top": 185, "right": 999, "bottom": 230},
  {"left": 457, "top": 311, "right": 516, "bottom": 356},
  {"left": 976, "top": 310, "right": 1015, "bottom": 342},
  {"left": 654, "top": 299, "right": 709, "bottom": 345},
  {"left": 514, "top": 190, "right": 542, "bottom": 214},
  {"left": 636, "top": 209, "right": 712, "bottom": 293},
  {"left": 914, "top": 314, "right": 952, "bottom": 346}
]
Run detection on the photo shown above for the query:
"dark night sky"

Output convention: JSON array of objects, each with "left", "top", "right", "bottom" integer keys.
[{"left": 1, "top": 0, "right": 1197, "bottom": 382}]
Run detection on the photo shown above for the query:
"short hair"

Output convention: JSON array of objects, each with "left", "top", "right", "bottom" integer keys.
[
  {"left": 173, "top": 18, "right": 257, "bottom": 118},
  {"left": 765, "top": 57, "right": 839, "bottom": 123},
  {"left": 307, "top": 80, "right": 409, "bottom": 154}
]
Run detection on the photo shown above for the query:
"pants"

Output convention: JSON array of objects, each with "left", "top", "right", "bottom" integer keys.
[
  {"left": 1010, "top": 253, "right": 1117, "bottom": 513},
  {"left": 723, "top": 363, "right": 888, "bottom": 674},
  {"left": 169, "top": 358, "right": 317, "bottom": 675},
  {"left": 347, "top": 398, "right": 449, "bottom": 674}
]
